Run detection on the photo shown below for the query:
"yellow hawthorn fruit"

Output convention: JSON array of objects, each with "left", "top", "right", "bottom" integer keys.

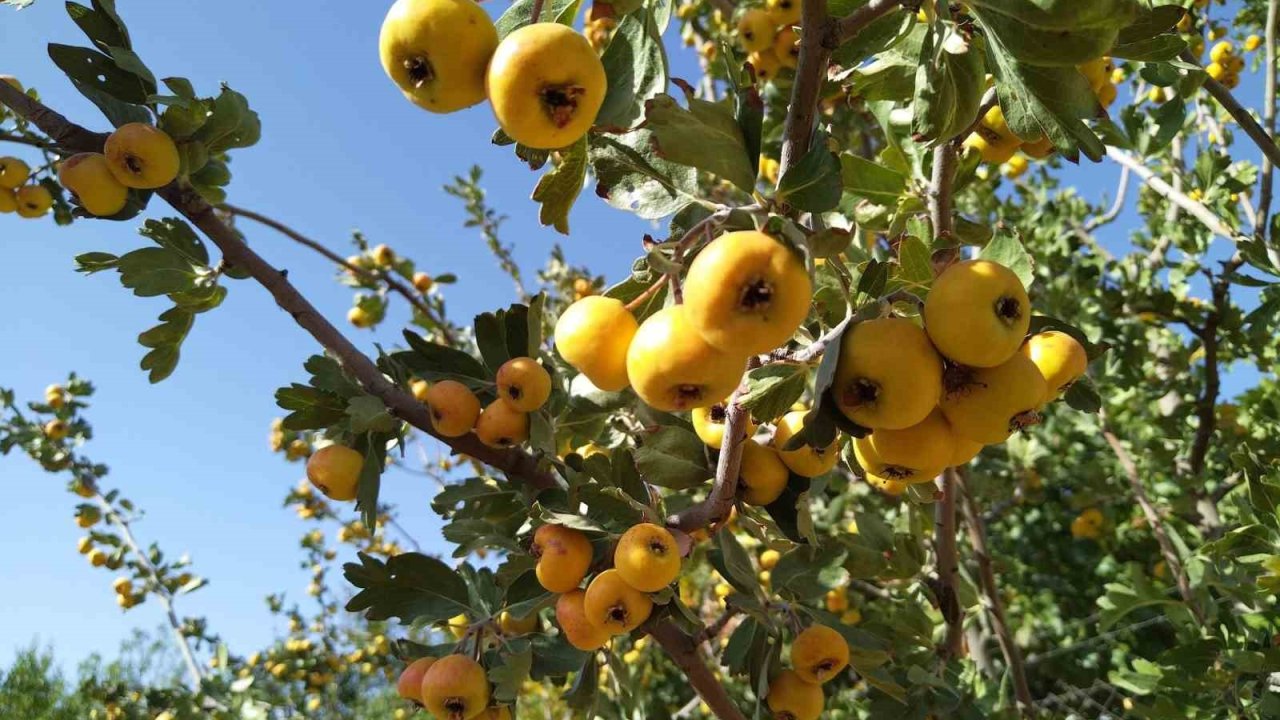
[
  {"left": 854, "top": 409, "right": 955, "bottom": 485},
  {"left": 584, "top": 568, "right": 653, "bottom": 635},
  {"left": 572, "top": 277, "right": 594, "bottom": 298},
  {"left": 765, "top": 0, "right": 801, "bottom": 28},
  {"left": 962, "top": 133, "right": 1018, "bottom": 164},
  {"left": 474, "top": 399, "right": 529, "bottom": 447},
  {"left": 496, "top": 357, "right": 552, "bottom": 412},
  {"left": 1002, "top": 154, "right": 1029, "bottom": 180},
  {"left": 941, "top": 353, "right": 1047, "bottom": 444},
  {"left": 1078, "top": 57, "right": 1109, "bottom": 91},
  {"left": 924, "top": 259, "right": 1031, "bottom": 368},
  {"left": 691, "top": 402, "right": 756, "bottom": 449},
  {"left": 683, "top": 230, "right": 812, "bottom": 356},
  {"left": 773, "top": 27, "right": 800, "bottom": 69},
  {"left": 487, "top": 23, "right": 606, "bottom": 149},
  {"left": 379, "top": 0, "right": 497, "bottom": 113},
  {"left": 44, "top": 419, "right": 69, "bottom": 440},
  {"left": 1021, "top": 330, "right": 1088, "bottom": 402},
  {"left": 533, "top": 524, "right": 593, "bottom": 593},
  {"left": 773, "top": 410, "right": 840, "bottom": 477},
  {"left": 1097, "top": 82, "right": 1118, "bottom": 107},
  {"left": 833, "top": 317, "right": 943, "bottom": 430},
  {"left": 555, "top": 589, "right": 611, "bottom": 651},
  {"left": 1221, "top": 72, "right": 1241, "bottom": 90},
  {"left": 824, "top": 587, "right": 848, "bottom": 613},
  {"left": 446, "top": 612, "right": 470, "bottom": 640},
  {"left": 77, "top": 536, "right": 94, "bottom": 555},
  {"left": 305, "top": 445, "right": 363, "bottom": 501},
  {"left": 949, "top": 435, "right": 984, "bottom": 467},
  {"left": 555, "top": 296, "right": 637, "bottom": 392},
  {"left": 58, "top": 153, "right": 128, "bottom": 217},
  {"left": 0, "top": 157, "right": 31, "bottom": 189},
  {"left": 499, "top": 609, "right": 538, "bottom": 635},
  {"left": 0, "top": 188, "right": 15, "bottom": 214},
  {"left": 841, "top": 608, "right": 862, "bottom": 625},
  {"left": 736, "top": 9, "right": 775, "bottom": 52},
  {"left": 397, "top": 657, "right": 436, "bottom": 703},
  {"left": 749, "top": 49, "right": 783, "bottom": 84},
  {"left": 88, "top": 548, "right": 108, "bottom": 566},
  {"left": 766, "top": 669, "right": 824, "bottom": 720},
  {"left": 791, "top": 624, "right": 849, "bottom": 684},
  {"left": 865, "top": 474, "right": 908, "bottom": 496},
  {"left": 111, "top": 577, "right": 131, "bottom": 594},
  {"left": 103, "top": 123, "right": 180, "bottom": 189},
  {"left": 760, "top": 156, "right": 781, "bottom": 185},
  {"left": 420, "top": 654, "right": 489, "bottom": 720},
  {"left": 1245, "top": 34, "right": 1262, "bottom": 52},
  {"left": 614, "top": 522, "right": 681, "bottom": 593},
  {"left": 626, "top": 305, "right": 745, "bottom": 412},
  {"left": 411, "top": 378, "right": 431, "bottom": 403},
  {"left": 738, "top": 439, "right": 790, "bottom": 506},
  {"left": 759, "top": 549, "right": 781, "bottom": 571},
  {"left": 1070, "top": 508, "right": 1104, "bottom": 540},
  {"left": 348, "top": 306, "right": 375, "bottom": 328},
  {"left": 1209, "top": 40, "right": 1234, "bottom": 64},
  {"left": 15, "top": 184, "right": 52, "bottom": 218},
  {"left": 425, "top": 380, "right": 482, "bottom": 437},
  {"left": 1225, "top": 54, "right": 1246, "bottom": 73},
  {"left": 371, "top": 244, "right": 396, "bottom": 267},
  {"left": 413, "top": 272, "right": 434, "bottom": 293}
]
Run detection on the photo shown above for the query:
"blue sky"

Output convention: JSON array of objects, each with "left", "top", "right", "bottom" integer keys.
[{"left": 0, "top": 0, "right": 1266, "bottom": 674}]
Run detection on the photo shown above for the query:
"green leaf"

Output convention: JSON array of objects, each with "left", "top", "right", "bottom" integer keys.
[
  {"left": 772, "top": 543, "right": 849, "bottom": 601},
  {"left": 495, "top": 0, "right": 580, "bottom": 37},
  {"left": 977, "top": 228, "right": 1034, "bottom": 289},
  {"left": 633, "top": 426, "right": 712, "bottom": 489},
  {"left": 1064, "top": 376, "right": 1102, "bottom": 413},
  {"left": 808, "top": 228, "right": 852, "bottom": 259},
  {"left": 713, "top": 527, "right": 760, "bottom": 595},
  {"left": 778, "top": 137, "right": 843, "bottom": 212},
  {"left": 840, "top": 154, "right": 908, "bottom": 205},
  {"left": 913, "top": 27, "right": 986, "bottom": 145},
  {"left": 563, "top": 653, "right": 598, "bottom": 709},
  {"left": 137, "top": 306, "right": 193, "bottom": 383},
  {"left": 896, "top": 235, "right": 933, "bottom": 291},
  {"left": 489, "top": 648, "right": 533, "bottom": 703},
  {"left": 532, "top": 137, "right": 588, "bottom": 235},
  {"left": 191, "top": 85, "right": 261, "bottom": 152},
  {"left": 589, "top": 131, "right": 701, "bottom": 220},
  {"left": 115, "top": 247, "right": 196, "bottom": 297},
  {"left": 475, "top": 310, "right": 511, "bottom": 373},
  {"left": 75, "top": 252, "right": 120, "bottom": 273},
  {"left": 139, "top": 218, "right": 209, "bottom": 266},
  {"left": 597, "top": 11, "right": 668, "bottom": 128},
  {"left": 275, "top": 385, "right": 348, "bottom": 430},
  {"left": 739, "top": 364, "right": 808, "bottom": 423},
  {"left": 400, "top": 330, "right": 490, "bottom": 382},
  {"left": 347, "top": 395, "right": 399, "bottom": 434},
  {"left": 47, "top": 43, "right": 148, "bottom": 104},
  {"left": 344, "top": 552, "right": 472, "bottom": 624},
  {"left": 643, "top": 92, "right": 755, "bottom": 192},
  {"left": 304, "top": 354, "right": 364, "bottom": 399},
  {"left": 66, "top": 1, "right": 129, "bottom": 52}
]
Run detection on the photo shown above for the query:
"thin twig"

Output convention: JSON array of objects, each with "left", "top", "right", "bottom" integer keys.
[
  {"left": 782, "top": 317, "right": 850, "bottom": 364},
  {"left": 648, "top": 620, "right": 748, "bottom": 720},
  {"left": 957, "top": 471, "right": 1032, "bottom": 713},
  {"left": 833, "top": 0, "right": 905, "bottom": 43},
  {"left": 1101, "top": 426, "right": 1205, "bottom": 624},
  {"left": 1261, "top": 0, "right": 1279, "bottom": 235},
  {"left": 220, "top": 203, "right": 456, "bottom": 345},
  {"left": 1181, "top": 49, "right": 1280, "bottom": 169},
  {"left": 0, "top": 130, "right": 61, "bottom": 151},
  {"left": 1106, "top": 147, "right": 1242, "bottom": 240},
  {"left": 1083, "top": 166, "right": 1130, "bottom": 232}
]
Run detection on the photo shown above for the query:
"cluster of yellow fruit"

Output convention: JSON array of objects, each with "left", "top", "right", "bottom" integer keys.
[
  {"left": 395, "top": 653, "right": 510, "bottom": 720},
  {"left": 0, "top": 156, "right": 52, "bottom": 218},
  {"left": 62, "top": 123, "right": 179, "bottom": 215},
  {"left": 838, "top": 259, "right": 1088, "bottom": 496},
  {"left": 734, "top": 0, "right": 802, "bottom": 85},
  {"left": 765, "top": 625, "right": 851, "bottom": 720},
  {"left": 111, "top": 575, "right": 144, "bottom": 610},
  {"left": 1205, "top": 40, "right": 1249, "bottom": 89},
  {"left": 269, "top": 418, "right": 314, "bottom": 462},
  {"left": 583, "top": 5, "right": 617, "bottom": 52},
  {"left": 1070, "top": 507, "right": 1105, "bottom": 540},
  {"left": 380, "top": 0, "right": 606, "bottom": 149}
]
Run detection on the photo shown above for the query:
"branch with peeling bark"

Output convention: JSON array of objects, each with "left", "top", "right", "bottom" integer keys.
[{"left": 1106, "top": 147, "right": 1242, "bottom": 241}]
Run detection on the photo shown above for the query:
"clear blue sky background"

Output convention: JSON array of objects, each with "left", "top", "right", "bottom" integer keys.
[{"left": 0, "top": 0, "right": 1265, "bottom": 676}]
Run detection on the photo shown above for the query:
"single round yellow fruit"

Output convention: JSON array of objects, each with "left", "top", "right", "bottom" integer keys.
[
  {"left": 372, "top": 244, "right": 396, "bottom": 267},
  {"left": 940, "top": 353, "right": 1047, "bottom": 444},
  {"left": 44, "top": 419, "right": 69, "bottom": 440},
  {"left": 556, "top": 589, "right": 611, "bottom": 651},
  {"left": 626, "top": 305, "right": 746, "bottom": 412},
  {"left": 1022, "top": 136, "right": 1055, "bottom": 159},
  {"left": 499, "top": 609, "right": 538, "bottom": 635},
  {"left": 397, "top": 657, "right": 437, "bottom": 703},
  {"left": 738, "top": 439, "right": 790, "bottom": 506},
  {"left": 614, "top": 523, "right": 681, "bottom": 593},
  {"left": 1071, "top": 508, "right": 1104, "bottom": 540},
  {"left": 760, "top": 548, "right": 781, "bottom": 571},
  {"left": 474, "top": 399, "right": 529, "bottom": 447},
  {"left": 1020, "top": 331, "right": 1087, "bottom": 401},
  {"left": 15, "top": 184, "right": 53, "bottom": 218},
  {"left": 962, "top": 133, "right": 1019, "bottom": 164},
  {"left": 790, "top": 625, "right": 849, "bottom": 684},
  {"left": 413, "top": 272, "right": 434, "bottom": 293},
  {"left": 487, "top": 23, "right": 606, "bottom": 149},
  {"left": 0, "top": 157, "right": 31, "bottom": 189},
  {"left": 59, "top": 153, "right": 129, "bottom": 217},
  {"left": 306, "top": 445, "right": 363, "bottom": 501},
  {"left": 749, "top": 49, "right": 783, "bottom": 84},
  {"left": 773, "top": 27, "right": 800, "bottom": 69},
  {"left": 555, "top": 296, "right": 637, "bottom": 392},
  {"left": 853, "top": 409, "right": 955, "bottom": 485},
  {"left": 425, "top": 380, "right": 482, "bottom": 437},
  {"left": 924, "top": 259, "right": 1031, "bottom": 368},
  {"left": 584, "top": 568, "right": 653, "bottom": 635},
  {"left": 833, "top": 317, "right": 943, "bottom": 430},
  {"left": 496, "top": 357, "right": 552, "bottom": 412},
  {"left": 103, "top": 123, "right": 180, "bottom": 189},
  {"left": 866, "top": 474, "right": 908, "bottom": 496},
  {"left": 736, "top": 9, "right": 775, "bottom": 52},
  {"left": 348, "top": 306, "right": 375, "bottom": 328},
  {"left": 88, "top": 548, "right": 108, "bottom": 566},
  {"left": 533, "top": 524, "right": 593, "bottom": 593},
  {"left": 0, "top": 188, "right": 16, "bottom": 214},
  {"left": 691, "top": 402, "right": 756, "bottom": 449},
  {"left": 773, "top": 411, "right": 840, "bottom": 477},
  {"left": 420, "top": 654, "right": 489, "bottom": 720},
  {"left": 683, "top": 231, "right": 812, "bottom": 356},
  {"left": 766, "top": 669, "right": 824, "bottom": 720},
  {"left": 379, "top": 0, "right": 498, "bottom": 114},
  {"left": 765, "top": 0, "right": 802, "bottom": 27}
]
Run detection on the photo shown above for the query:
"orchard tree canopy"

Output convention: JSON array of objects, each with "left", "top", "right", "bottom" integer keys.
[{"left": 2, "top": 0, "right": 1280, "bottom": 718}]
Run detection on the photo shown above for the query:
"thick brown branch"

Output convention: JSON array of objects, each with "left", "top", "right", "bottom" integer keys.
[
  {"left": 0, "top": 85, "right": 557, "bottom": 493},
  {"left": 1260, "top": 0, "right": 1279, "bottom": 234},
  {"left": 648, "top": 620, "right": 747, "bottom": 720},
  {"left": 1101, "top": 428, "right": 1204, "bottom": 623},
  {"left": 956, "top": 472, "right": 1032, "bottom": 713},
  {"left": 778, "top": 0, "right": 835, "bottom": 175},
  {"left": 933, "top": 467, "right": 964, "bottom": 663},
  {"left": 834, "top": 0, "right": 905, "bottom": 43},
  {"left": 1181, "top": 49, "right": 1280, "bottom": 170},
  {"left": 219, "top": 203, "right": 456, "bottom": 345}
]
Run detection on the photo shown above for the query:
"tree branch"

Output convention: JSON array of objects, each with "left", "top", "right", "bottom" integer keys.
[
  {"left": 220, "top": 203, "right": 456, "bottom": 345},
  {"left": 779, "top": 0, "right": 834, "bottom": 174},
  {"left": 1261, "top": 0, "right": 1279, "bottom": 235},
  {"left": 1181, "top": 49, "right": 1280, "bottom": 170},
  {"left": 1083, "top": 165, "right": 1131, "bottom": 233},
  {"left": 0, "top": 130, "right": 61, "bottom": 151},
  {"left": 0, "top": 83, "right": 558, "bottom": 494},
  {"left": 834, "top": 0, "right": 905, "bottom": 43},
  {"left": 956, "top": 471, "right": 1032, "bottom": 713},
  {"left": 1101, "top": 426, "right": 1204, "bottom": 623},
  {"left": 933, "top": 467, "right": 964, "bottom": 663},
  {"left": 1106, "top": 147, "right": 1242, "bottom": 240},
  {"left": 648, "top": 620, "right": 747, "bottom": 720}
]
